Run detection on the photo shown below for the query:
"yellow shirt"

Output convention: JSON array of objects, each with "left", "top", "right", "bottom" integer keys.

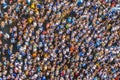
[
  {"left": 28, "top": 17, "right": 33, "bottom": 23},
  {"left": 31, "top": 3, "right": 35, "bottom": 9},
  {"left": 96, "top": 63, "right": 99, "bottom": 67}
]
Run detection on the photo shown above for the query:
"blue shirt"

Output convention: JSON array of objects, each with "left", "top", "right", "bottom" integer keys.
[
  {"left": 41, "top": 76, "right": 46, "bottom": 80},
  {"left": 0, "top": 78, "right": 2, "bottom": 80},
  {"left": 7, "top": 49, "right": 12, "bottom": 56},
  {"left": 26, "top": 0, "right": 31, "bottom": 5},
  {"left": 67, "top": 17, "right": 72, "bottom": 23},
  {"left": 79, "top": 52, "right": 84, "bottom": 57},
  {"left": 77, "top": 0, "right": 83, "bottom": 6},
  {"left": 2, "top": 2, "right": 7, "bottom": 9},
  {"left": 37, "top": 67, "right": 41, "bottom": 72},
  {"left": 37, "top": 4, "right": 41, "bottom": 9},
  {"left": 93, "top": 77, "right": 98, "bottom": 80}
]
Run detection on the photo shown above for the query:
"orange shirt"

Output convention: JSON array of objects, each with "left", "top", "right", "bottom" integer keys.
[
  {"left": 70, "top": 46, "right": 75, "bottom": 52},
  {"left": 32, "top": 53, "right": 37, "bottom": 57}
]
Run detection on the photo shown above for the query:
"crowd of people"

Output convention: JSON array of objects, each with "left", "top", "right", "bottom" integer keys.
[{"left": 0, "top": 0, "right": 120, "bottom": 80}]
